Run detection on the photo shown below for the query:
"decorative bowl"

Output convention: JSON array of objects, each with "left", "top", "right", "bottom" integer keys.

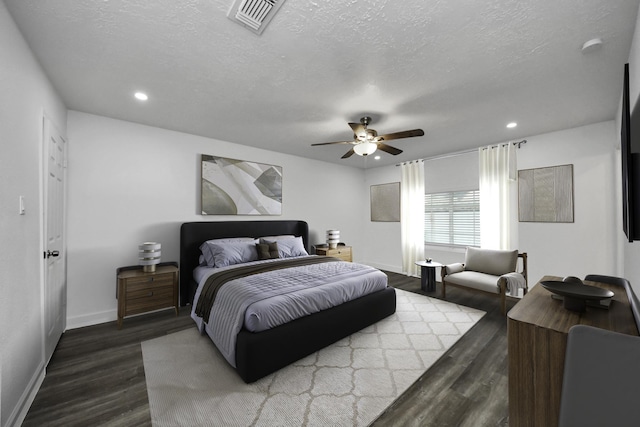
[{"left": 540, "top": 281, "right": 614, "bottom": 312}]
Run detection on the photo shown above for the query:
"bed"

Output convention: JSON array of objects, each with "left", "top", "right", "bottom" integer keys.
[{"left": 180, "top": 220, "right": 397, "bottom": 383}]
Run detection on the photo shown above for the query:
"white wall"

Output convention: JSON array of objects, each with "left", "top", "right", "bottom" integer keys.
[
  {"left": 65, "top": 111, "right": 367, "bottom": 328},
  {"left": 425, "top": 151, "right": 479, "bottom": 193},
  {"left": 363, "top": 121, "right": 619, "bottom": 288},
  {"left": 362, "top": 165, "right": 403, "bottom": 272},
  {"left": 0, "top": 3, "right": 67, "bottom": 426},
  {"left": 517, "top": 122, "right": 618, "bottom": 284}
]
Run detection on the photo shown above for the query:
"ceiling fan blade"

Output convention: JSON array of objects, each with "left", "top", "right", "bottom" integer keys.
[
  {"left": 377, "top": 143, "right": 403, "bottom": 156},
  {"left": 349, "top": 122, "right": 365, "bottom": 136},
  {"left": 378, "top": 129, "right": 424, "bottom": 141},
  {"left": 311, "top": 140, "right": 353, "bottom": 146},
  {"left": 341, "top": 148, "right": 355, "bottom": 159}
]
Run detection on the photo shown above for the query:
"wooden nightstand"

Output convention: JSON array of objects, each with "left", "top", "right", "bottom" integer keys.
[
  {"left": 315, "top": 246, "right": 352, "bottom": 262},
  {"left": 116, "top": 263, "right": 179, "bottom": 329}
]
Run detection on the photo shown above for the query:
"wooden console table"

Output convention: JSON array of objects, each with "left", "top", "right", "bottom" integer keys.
[{"left": 507, "top": 275, "right": 639, "bottom": 427}]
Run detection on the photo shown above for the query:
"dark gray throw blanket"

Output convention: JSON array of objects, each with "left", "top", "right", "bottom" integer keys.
[{"left": 194, "top": 256, "right": 341, "bottom": 321}]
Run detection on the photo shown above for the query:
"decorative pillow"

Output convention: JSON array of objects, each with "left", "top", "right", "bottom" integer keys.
[
  {"left": 445, "top": 263, "right": 464, "bottom": 275},
  {"left": 256, "top": 242, "right": 279, "bottom": 260},
  {"left": 264, "top": 236, "right": 308, "bottom": 258},
  {"left": 199, "top": 237, "right": 256, "bottom": 266},
  {"left": 200, "top": 241, "right": 258, "bottom": 267}
]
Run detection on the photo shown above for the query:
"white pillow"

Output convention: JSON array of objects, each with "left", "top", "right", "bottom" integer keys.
[
  {"left": 199, "top": 237, "right": 257, "bottom": 266},
  {"left": 264, "top": 236, "right": 308, "bottom": 258}
]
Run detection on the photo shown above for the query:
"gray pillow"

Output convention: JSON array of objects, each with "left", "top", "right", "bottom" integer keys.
[
  {"left": 200, "top": 241, "right": 258, "bottom": 267},
  {"left": 464, "top": 247, "right": 518, "bottom": 276},
  {"left": 259, "top": 235, "right": 295, "bottom": 243},
  {"left": 199, "top": 237, "right": 257, "bottom": 266},
  {"left": 263, "top": 236, "right": 308, "bottom": 258}
]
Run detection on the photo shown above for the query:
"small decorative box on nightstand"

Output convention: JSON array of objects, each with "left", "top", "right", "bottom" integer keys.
[
  {"left": 116, "top": 263, "right": 179, "bottom": 329},
  {"left": 315, "top": 246, "right": 352, "bottom": 262}
]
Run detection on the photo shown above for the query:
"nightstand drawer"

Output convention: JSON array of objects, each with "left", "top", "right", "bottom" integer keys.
[
  {"left": 125, "top": 273, "right": 174, "bottom": 292},
  {"left": 126, "top": 282, "right": 174, "bottom": 300},
  {"left": 316, "top": 246, "right": 352, "bottom": 262},
  {"left": 125, "top": 286, "right": 175, "bottom": 316}
]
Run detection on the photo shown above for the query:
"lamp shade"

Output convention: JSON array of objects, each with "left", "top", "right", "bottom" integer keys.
[
  {"left": 139, "top": 242, "right": 161, "bottom": 272},
  {"left": 353, "top": 141, "right": 377, "bottom": 156},
  {"left": 326, "top": 230, "right": 340, "bottom": 249}
]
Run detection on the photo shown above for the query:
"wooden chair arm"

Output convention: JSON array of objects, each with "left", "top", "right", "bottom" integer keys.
[{"left": 518, "top": 252, "right": 528, "bottom": 289}]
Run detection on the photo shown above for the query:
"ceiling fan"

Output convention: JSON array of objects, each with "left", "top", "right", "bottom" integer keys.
[{"left": 311, "top": 116, "right": 424, "bottom": 159}]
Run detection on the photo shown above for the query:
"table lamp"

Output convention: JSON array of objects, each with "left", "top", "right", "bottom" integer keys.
[
  {"left": 139, "top": 242, "right": 161, "bottom": 272},
  {"left": 326, "top": 230, "right": 340, "bottom": 249}
]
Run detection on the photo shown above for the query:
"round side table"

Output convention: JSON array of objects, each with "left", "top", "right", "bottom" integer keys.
[{"left": 414, "top": 260, "right": 443, "bottom": 292}]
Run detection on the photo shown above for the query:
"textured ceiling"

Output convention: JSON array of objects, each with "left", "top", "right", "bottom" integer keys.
[{"left": 4, "top": 0, "right": 640, "bottom": 168}]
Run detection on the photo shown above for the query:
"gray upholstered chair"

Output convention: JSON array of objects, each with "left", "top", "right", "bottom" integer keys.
[
  {"left": 584, "top": 274, "right": 640, "bottom": 326},
  {"left": 559, "top": 325, "right": 640, "bottom": 427},
  {"left": 441, "top": 247, "right": 528, "bottom": 314}
]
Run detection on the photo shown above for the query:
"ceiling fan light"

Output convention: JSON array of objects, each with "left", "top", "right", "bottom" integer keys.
[{"left": 354, "top": 141, "right": 377, "bottom": 156}]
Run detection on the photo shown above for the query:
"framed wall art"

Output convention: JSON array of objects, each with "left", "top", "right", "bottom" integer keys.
[
  {"left": 518, "top": 164, "right": 574, "bottom": 223},
  {"left": 370, "top": 182, "right": 401, "bottom": 222},
  {"left": 201, "top": 155, "right": 282, "bottom": 215}
]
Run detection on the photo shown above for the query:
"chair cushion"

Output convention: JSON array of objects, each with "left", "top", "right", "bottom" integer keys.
[
  {"left": 464, "top": 247, "right": 518, "bottom": 276},
  {"left": 444, "top": 271, "right": 501, "bottom": 294}
]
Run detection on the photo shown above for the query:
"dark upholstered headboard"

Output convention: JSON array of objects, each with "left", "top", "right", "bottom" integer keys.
[{"left": 179, "top": 220, "right": 309, "bottom": 306}]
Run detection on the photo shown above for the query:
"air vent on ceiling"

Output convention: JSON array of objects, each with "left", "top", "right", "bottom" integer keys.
[{"left": 227, "top": 0, "right": 286, "bottom": 35}]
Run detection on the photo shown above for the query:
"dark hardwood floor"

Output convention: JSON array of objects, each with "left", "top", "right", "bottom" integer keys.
[
  {"left": 372, "top": 273, "right": 512, "bottom": 427},
  {"left": 23, "top": 272, "right": 514, "bottom": 426}
]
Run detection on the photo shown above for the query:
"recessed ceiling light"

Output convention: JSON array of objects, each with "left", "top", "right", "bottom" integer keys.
[
  {"left": 506, "top": 122, "right": 517, "bottom": 129},
  {"left": 134, "top": 92, "right": 148, "bottom": 101},
  {"left": 582, "top": 38, "right": 603, "bottom": 54},
  {"left": 374, "top": 155, "right": 381, "bottom": 160}
]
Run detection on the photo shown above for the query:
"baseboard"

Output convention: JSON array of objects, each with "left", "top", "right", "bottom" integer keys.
[
  {"left": 66, "top": 307, "right": 176, "bottom": 330},
  {"left": 66, "top": 309, "right": 116, "bottom": 330},
  {"left": 364, "top": 261, "right": 403, "bottom": 275},
  {"left": 6, "top": 360, "right": 45, "bottom": 427}
]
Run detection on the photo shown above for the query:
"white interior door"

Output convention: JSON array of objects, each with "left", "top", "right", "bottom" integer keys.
[{"left": 43, "top": 115, "right": 67, "bottom": 363}]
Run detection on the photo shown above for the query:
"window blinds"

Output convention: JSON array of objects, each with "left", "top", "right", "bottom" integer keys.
[{"left": 424, "top": 190, "right": 480, "bottom": 247}]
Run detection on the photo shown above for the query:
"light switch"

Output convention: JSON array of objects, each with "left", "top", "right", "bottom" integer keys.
[{"left": 19, "top": 196, "right": 25, "bottom": 215}]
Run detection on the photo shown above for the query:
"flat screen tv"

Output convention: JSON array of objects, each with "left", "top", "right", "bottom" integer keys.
[{"left": 621, "top": 63, "right": 640, "bottom": 241}]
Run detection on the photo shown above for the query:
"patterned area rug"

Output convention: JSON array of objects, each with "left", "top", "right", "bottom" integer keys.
[{"left": 141, "top": 289, "right": 485, "bottom": 426}]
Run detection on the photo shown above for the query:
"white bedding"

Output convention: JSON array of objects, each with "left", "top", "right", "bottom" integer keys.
[{"left": 190, "top": 255, "right": 388, "bottom": 367}]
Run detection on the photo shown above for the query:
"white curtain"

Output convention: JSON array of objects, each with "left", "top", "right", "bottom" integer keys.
[
  {"left": 400, "top": 160, "right": 425, "bottom": 276},
  {"left": 479, "top": 143, "right": 516, "bottom": 250}
]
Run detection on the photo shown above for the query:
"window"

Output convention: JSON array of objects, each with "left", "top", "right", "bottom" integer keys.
[{"left": 424, "top": 190, "right": 480, "bottom": 246}]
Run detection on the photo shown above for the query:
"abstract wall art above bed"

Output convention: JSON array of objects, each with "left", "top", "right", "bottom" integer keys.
[{"left": 201, "top": 155, "right": 282, "bottom": 215}]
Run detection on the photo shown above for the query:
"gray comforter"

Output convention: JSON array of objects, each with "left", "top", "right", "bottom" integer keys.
[{"left": 190, "top": 255, "right": 388, "bottom": 367}]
